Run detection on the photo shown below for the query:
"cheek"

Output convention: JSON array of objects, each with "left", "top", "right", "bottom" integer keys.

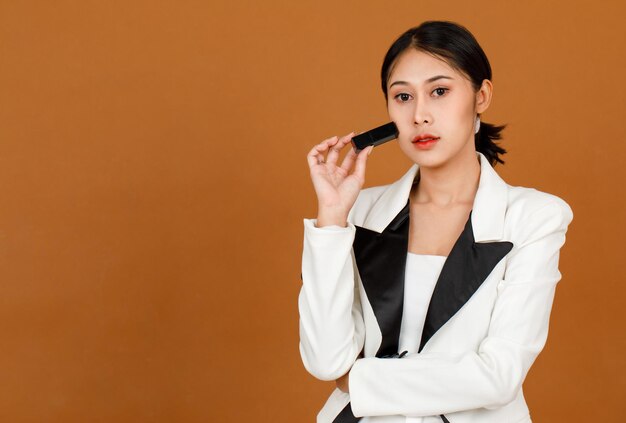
[
  {"left": 453, "top": 91, "right": 477, "bottom": 116},
  {"left": 438, "top": 100, "right": 473, "bottom": 129},
  {"left": 386, "top": 101, "right": 400, "bottom": 119},
  {"left": 387, "top": 102, "right": 413, "bottom": 125}
]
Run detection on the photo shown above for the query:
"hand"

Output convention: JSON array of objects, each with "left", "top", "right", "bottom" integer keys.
[
  {"left": 335, "top": 370, "right": 350, "bottom": 393},
  {"left": 306, "top": 132, "right": 374, "bottom": 226}
]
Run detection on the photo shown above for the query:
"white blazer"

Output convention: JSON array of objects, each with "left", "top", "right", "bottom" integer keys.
[{"left": 299, "top": 151, "right": 574, "bottom": 423}]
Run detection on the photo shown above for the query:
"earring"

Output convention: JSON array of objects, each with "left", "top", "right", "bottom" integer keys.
[{"left": 474, "top": 116, "right": 481, "bottom": 134}]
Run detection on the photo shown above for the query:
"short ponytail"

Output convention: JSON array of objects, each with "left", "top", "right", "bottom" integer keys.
[{"left": 475, "top": 119, "right": 507, "bottom": 166}]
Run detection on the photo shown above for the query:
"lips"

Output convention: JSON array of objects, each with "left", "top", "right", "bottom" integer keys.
[{"left": 412, "top": 134, "right": 440, "bottom": 143}]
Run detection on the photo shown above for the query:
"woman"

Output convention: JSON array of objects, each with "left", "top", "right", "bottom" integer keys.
[{"left": 299, "top": 21, "right": 573, "bottom": 423}]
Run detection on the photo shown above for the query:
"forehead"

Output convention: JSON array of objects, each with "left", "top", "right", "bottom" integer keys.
[{"left": 388, "top": 49, "right": 463, "bottom": 84}]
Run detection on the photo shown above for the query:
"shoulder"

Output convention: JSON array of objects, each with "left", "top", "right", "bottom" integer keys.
[
  {"left": 507, "top": 184, "right": 573, "bottom": 220},
  {"left": 504, "top": 184, "right": 574, "bottom": 241}
]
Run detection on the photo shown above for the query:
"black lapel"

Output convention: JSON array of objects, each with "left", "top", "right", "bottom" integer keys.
[
  {"left": 333, "top": 403, "right": 360, "bottom": 423},
  {"left": 418, "top": 210, "right": 513, "bottom": 352},
  {"left": 352, "top": 201, "right": 514, "bottom": 354},
  {"left": 334, "top": 203, "right": 411, "bottom": 423},
  {"left": 353, "top": 201, "right": 410, "bottom": 358}
]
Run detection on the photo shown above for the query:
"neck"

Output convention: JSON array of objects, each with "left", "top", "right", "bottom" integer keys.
[{"left": 411, "top": 150, "right": 481, "bottom": 207}]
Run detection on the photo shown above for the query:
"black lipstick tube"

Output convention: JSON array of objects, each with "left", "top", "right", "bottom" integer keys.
[{"left": 351, "top": 122, "right": 399, "bottom": 152}]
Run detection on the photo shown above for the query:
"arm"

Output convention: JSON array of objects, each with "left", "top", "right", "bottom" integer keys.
[
  {"left": 299, "top": 132, "right": 373, "bottom": 381},
  {"left": 348, "top": 198, "right": 574, "bottom": 417},
  {"left": 298, "top": 218, "right": 365, "bottom": 381}
]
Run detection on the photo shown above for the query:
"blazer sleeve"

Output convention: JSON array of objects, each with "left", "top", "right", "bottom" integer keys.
[
  {"left": 298, "top": 218, "right": 365, "bottom": 381},
  {"left": 348, "top": 198, "right": 574, "bottom": 417}
]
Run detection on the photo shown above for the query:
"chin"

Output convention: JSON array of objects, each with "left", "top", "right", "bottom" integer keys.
[
  {"left": 415, "top": 155, "right": 449, "bottom": 170},
  {"left": 399, "top": 144, "right": 447, "bottom": 168}
]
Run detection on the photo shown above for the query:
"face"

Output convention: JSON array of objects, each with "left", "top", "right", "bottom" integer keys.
[{"left": 386, "top": 49, "right": 491, "bottom": 169}]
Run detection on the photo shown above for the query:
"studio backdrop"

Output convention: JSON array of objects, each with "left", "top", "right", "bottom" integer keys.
[{"left": 0, "top": 0, "right": 624, "bottom": 421}]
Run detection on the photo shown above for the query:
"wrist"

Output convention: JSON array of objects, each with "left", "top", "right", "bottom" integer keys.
[{"left": 315, "top": 210, "right": 348, "bottom": 228}]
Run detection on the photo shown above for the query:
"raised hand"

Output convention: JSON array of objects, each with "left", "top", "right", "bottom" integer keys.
[{"left": 306, "top": 132, "right": 373, "bottom": 227}]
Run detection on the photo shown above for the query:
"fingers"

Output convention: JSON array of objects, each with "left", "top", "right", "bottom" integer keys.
[
  {"left": 306, "top": 132, "right": 355, "bottom": 168},
  {"left": 306, "top": 135, "right": 337, "bottom": 168},
  {"left": 352, "top": 145, "right": 373, "bottom": 180},
  {"left": 339, "top": 143, "right": 358, "bottom": 173},
  {"left": 325, "top": 132, "right": 354, "bottom": 166},
  {"left": 340, "top": 129, "right": 370, "bottom": 172}
]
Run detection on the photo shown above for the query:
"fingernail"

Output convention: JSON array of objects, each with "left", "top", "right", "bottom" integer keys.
[{"left": 367, "top": 146, "right": 373, "bottom": 155}]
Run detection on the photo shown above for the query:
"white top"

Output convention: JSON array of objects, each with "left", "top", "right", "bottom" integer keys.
[
  {"left": 398, "top": 253, "right": 447, "bottom": 354},
  {"left": 360, "top": 252, "right": 447, "bottom": 423}
]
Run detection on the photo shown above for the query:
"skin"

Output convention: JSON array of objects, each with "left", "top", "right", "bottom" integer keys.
[{"left": 306, "top": 48, "right": 493, "bottom": 393}]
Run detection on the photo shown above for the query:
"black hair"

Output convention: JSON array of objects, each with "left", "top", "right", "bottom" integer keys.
[{"left": 381, "top": 20, "right": 507, "bottom": 166}]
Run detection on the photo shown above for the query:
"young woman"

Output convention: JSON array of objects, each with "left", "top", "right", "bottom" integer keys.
[{"left": 299, "top": 21, "right": 573, "bottom": 423}]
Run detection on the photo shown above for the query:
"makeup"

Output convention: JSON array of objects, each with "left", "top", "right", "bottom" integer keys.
[{"left": 411, "top": 133, "right": 440, "bottom": 150}]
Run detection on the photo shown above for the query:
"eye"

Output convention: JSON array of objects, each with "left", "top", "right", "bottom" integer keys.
[
  {"left": 393, "top": 93, "right": 412, "bottom": 103},
  {"left": 432, "top": 87, "right": 449, "bottom": 97}
]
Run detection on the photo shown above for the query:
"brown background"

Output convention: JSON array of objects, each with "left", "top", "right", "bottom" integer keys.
[{"left": 0, "top": 0, "right": 624, "bottom": 421}]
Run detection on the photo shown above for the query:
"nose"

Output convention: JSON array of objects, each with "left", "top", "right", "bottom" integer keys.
[{"left": 413, "top": 100, "right": 432, "bottom": 126}]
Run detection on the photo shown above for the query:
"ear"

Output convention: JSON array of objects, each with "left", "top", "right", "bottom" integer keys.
[{"left": 475, "top": 79, "right": 493, "bottom": 114}]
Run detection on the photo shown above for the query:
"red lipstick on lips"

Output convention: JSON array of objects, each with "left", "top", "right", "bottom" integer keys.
[{"left": 412, "top": 133, "right": 440, "bottom": 149}]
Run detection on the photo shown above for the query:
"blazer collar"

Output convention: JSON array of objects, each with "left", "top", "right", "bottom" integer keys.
[{"left": 360, "top": 151, "right": 508, "bottom": 241}]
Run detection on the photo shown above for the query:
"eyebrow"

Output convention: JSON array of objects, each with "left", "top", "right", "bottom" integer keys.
[{"left": 389, "top": 75, "right": 454, "bottom": 88}]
